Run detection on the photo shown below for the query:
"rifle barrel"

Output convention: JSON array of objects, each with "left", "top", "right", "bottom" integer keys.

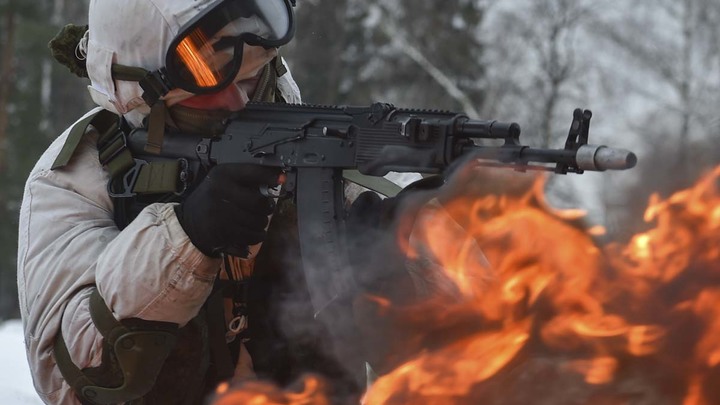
[{"left": 467, "top": 144, "right": 637, "bottom": 172}]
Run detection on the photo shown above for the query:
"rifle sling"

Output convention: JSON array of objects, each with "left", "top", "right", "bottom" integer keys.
[{"left": 52, "top": 109, "right": 119, "bottom": 170}]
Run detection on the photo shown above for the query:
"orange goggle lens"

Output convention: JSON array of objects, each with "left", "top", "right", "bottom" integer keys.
[
  {"left": 175, "top": 29, "right": 224, "bottom": 88},
  {"left": 160, "top": 0, "right": 295, "bottom": 96}
]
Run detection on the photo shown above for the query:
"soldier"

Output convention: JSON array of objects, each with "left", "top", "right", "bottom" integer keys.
[{"left": 16, "top": 1, "right": 319, "bottom": 403}]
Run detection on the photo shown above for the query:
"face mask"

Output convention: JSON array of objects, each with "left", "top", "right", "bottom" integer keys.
[
  {"left": 165, "top": 103, "right": 236, "bottom": 136},
  {"left": 164, "top": 63, "right": 270, "bottom": 136}
]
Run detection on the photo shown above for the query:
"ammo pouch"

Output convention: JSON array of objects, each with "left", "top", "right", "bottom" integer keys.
[{"left": 54, "top": 289, "right": 178, "bottom": 404}]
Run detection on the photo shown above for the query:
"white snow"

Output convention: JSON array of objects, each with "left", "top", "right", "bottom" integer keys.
[{"left": 0, "top": 320, "right": 43, "bottom": 405}]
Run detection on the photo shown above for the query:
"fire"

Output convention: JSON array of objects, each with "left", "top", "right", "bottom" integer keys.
[
  {"left": 214, "top": 166, "right": 720, "bottom": 404},
  {"left": 210, "top": 375, "right": 329, "bottom": 405}
]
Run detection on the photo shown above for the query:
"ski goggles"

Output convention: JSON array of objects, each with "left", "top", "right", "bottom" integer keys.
[{"left": 137, "top": 0, "right": 296, "bottom": 105}]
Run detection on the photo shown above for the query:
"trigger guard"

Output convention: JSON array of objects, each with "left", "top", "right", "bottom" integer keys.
[{"left": 260, "top": 184, "right": 283, "bottom": 198}]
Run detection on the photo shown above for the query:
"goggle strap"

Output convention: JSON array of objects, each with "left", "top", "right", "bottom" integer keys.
[
  {"left": 111, "top": 64, "right": 172, "bottom": 107},
  {"left": 111, "top": 64, "right": 149, "bottom": 82}
]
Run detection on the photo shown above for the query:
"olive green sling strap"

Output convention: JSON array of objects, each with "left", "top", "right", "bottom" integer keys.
[
  {"left": 52, "top": 109, "right": 189, "bottom": 196},
  {"left": 51, "top": 109, "right": 119, "bottom": 170}
]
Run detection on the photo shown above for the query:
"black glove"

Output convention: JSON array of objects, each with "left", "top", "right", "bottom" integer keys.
[{"left": 175, "top": 164, "right": 280, "bottom": 258}]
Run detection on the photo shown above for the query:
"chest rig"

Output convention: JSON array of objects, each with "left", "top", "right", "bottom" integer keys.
[{"left": 51, "top": 58, "right": 289, "bottom": 405}]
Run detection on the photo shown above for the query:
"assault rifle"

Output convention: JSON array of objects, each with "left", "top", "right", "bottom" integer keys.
[
  {"left": 123, "top": 101, "right": 636, "bottom": 387},
  {"left": 208, "top": 102, "right": 635, "bottom": 303}
]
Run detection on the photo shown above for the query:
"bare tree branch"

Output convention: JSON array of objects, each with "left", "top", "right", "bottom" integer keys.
[{"left": 373, "top": 3, "right": 482, "bottom": 118}]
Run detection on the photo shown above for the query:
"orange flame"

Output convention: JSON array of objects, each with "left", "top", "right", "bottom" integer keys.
[
  {"left": 365, "top": 166, "right": 720, "bottom": 404},
  {"left": 211, "top": 375, "right": 329, "bottom": 405},
  {"left": 365, "top": 320, "right": 530, "bottom": 404},
  {"left": 214, "top": 166, "right": 720, "bottom": 404}
]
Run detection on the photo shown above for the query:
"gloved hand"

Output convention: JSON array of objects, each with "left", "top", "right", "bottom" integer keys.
[
  {"left": 175, "top": 164, "right": 280, "bottom": 258},
  {"left": 346, "top": 175, "right": 445, "bottom": 296}
]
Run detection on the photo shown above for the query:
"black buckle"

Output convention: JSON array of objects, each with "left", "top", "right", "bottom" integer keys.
[
  {"left": 107, "top": 159, "right": 146, "bottom": 198},
  {"left": 139, "top": 68, "right": 173, "bottom": 107},
  {"left": 108, "top": 158, "right": 191, "bottom": 199}
]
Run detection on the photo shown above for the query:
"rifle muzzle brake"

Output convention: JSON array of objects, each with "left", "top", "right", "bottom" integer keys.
[{"left": 576, "top": 145, "right": 638, "bottom": 171}]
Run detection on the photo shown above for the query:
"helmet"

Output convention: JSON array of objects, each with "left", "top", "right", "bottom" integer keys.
[{"left": 85, "top": 0, "right": 295, "bottom": 126}]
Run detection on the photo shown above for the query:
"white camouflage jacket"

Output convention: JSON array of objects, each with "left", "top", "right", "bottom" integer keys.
[{"left": 17, "top": 71, "right": 302, "bottom": 404}]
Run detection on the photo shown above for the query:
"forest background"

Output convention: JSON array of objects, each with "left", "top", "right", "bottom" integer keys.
[{"left": 0, "top": 0, "right": 719, "bottom": 319}]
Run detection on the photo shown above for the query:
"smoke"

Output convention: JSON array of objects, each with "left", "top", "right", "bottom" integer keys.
[
  {"left": 226, "top": 164, "right": 601, "bottom": 403},
  {"left": 240, "top": 172, "right": 453, "bottom": 402}
]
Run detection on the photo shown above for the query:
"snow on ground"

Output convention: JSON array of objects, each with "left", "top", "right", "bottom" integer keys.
[{"left": 0, "top": 320, "right": 43, "bottom": 405}]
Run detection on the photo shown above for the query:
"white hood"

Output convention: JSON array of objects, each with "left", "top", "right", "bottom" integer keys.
[
  {"left": 86, "top": 0, "right": 210, "bottom": 118},
  {"left": 85, "top": 0, "right": 287, "bottom": 127}
]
